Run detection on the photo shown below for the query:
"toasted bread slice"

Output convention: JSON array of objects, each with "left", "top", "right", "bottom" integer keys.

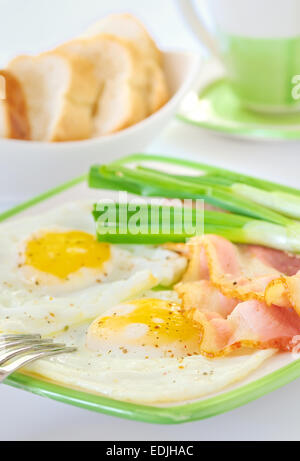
[
  {"left": 82, "top": 14, "right": 169, "bottom": 115},
  {"left": 7, "top": 52, "right": 98, "bottom": 142},
  {"left": 59, "top": 34, "right": 150, "bottom": 136},
  {"left": 83, "top": 13, "right": 162, "bottom": 65},
  {"left": 147, "top": 61, "right": 169, "bottom": 114},
  {"left": 0, "top": 70, "right": 30, "bottom": 140}
]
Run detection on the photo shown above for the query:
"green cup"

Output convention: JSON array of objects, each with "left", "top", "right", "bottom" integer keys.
[{"left": 177, "top": 0, "right": 300, "bottom": 113}]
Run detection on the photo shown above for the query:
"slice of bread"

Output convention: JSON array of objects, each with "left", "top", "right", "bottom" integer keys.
[
  {"left": 7, "top": 52, "right": 98, "bottom": 142},
  {"left": 0, "top": 70, "right": 30, "bottom": 140},
  {"left": 59, "top": 34, "right": 150, "bottom": 136},
  {"left": 83, "top": 13, "right": 162, "bottom": 66},
  {"left": 147, "top": 61, "right": 169, "bottom": 114},
  {"left": 82, "top": 14, "right": 169, "bottom": 115}
]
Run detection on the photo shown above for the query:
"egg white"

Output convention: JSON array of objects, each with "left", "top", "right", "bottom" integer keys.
[
  {"left": 25, "top": 320, "right": 274, "bottom": 405},
  {"left": 24, "top": 291, "right": 275, "bottom": 405}
]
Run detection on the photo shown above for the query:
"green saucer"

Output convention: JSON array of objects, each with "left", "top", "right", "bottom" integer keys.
[{"left": 178, "top": 61, "right": 300, "bottom": 140}]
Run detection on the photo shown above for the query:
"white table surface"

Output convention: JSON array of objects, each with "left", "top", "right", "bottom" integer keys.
[{"left": 1, "top": 0, "right": 300, "bottom": 441}]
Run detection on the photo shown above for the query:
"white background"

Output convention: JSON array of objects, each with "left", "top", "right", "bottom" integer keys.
[{"left": 1, "top": 0, "right": 300, "bottom": 441}]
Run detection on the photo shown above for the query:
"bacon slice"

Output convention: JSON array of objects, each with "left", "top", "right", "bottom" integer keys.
[
  {"left": 189, "top": 300, "right": 300, "bottom": 358},
  {"left": 248, "top": 246, "right": 300, "bottom": 277},
  {"left": 265, "top": 273, "right": 300, "bottom": 315},
  {"left": 176, "top": 280, "right": 239, "bottom": 318},
  {"left": 164, "top": 241, "right": 210, "bottom": 281},
  {"left": 174, "top": 235, "right": 300, "bottom": 356},
  {"left": 180, "top": 235, "right": 300, "bottom": 303}
]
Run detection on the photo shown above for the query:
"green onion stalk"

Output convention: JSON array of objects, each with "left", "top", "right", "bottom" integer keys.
[
  {"left": 113, "top": 153, "right": 300, "bottom": 220},
  {"left": 89, "top": 154, "right": 300, "bottom": 253}
]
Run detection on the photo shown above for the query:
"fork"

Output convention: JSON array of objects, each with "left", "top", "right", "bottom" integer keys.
[{"left": 0, "top": 334, "right": 76, "bottom": 383}]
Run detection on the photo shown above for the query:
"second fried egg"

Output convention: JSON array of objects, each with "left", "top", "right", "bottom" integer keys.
[
  {"left": 25, "top": 292, "right": 275, "bottom": 404},
  {"left": 87, "top": 298, "right": 203, "bottom": 359}
]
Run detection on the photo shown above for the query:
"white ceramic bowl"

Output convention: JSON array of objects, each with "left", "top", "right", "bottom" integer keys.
[{"left": 0, "top": 50, "right": 200, "bottom": 202}]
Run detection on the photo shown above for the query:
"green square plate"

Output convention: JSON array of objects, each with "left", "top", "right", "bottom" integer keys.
[{"left": 2, "top": 175, "right": 300, "bottom": 425}]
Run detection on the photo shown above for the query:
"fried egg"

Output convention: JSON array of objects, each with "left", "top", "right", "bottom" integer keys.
[
  {"left": 86, "top": 298, "right": 203, "bottom": 359},
  {"left": 25, "top": 292, "right": 275, "bottom": 404},
  {"left": 21, "top": 229, "right": 111, "bottom": 291},
  {"left": 0, "top": 202, "right": 187, "bottom": 335}
]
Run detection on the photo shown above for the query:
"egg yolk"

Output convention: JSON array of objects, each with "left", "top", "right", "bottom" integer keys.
[
  {"left": 95, "top": 299, "right": 202, "bottom": 355},
  {"left": 25, "top": 231, "right": 110, "bottom": 279}
]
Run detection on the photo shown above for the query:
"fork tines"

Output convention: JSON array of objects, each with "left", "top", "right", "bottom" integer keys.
[
  {"left": 0, "top": 334, "right": 76, "bottom": 378},
  {"left": 0, "top": 334, "right": 42, "bottom": 343}
]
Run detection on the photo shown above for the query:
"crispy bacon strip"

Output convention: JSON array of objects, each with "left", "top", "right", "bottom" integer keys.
[
  {"left": 176, "top": 280, "right": 239, "bottom": 318},
  {"left": 174, "top": 235, "right": 300, "bottom": 356},
  {"left": 179, "top": 235, "right": 300, "bottom": 303},
  {"left": 189, "top": 300, "right": 300, "bottom": 358},
  {"left": 265, "top": 273, "right": 300, "bottom": 315}
]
